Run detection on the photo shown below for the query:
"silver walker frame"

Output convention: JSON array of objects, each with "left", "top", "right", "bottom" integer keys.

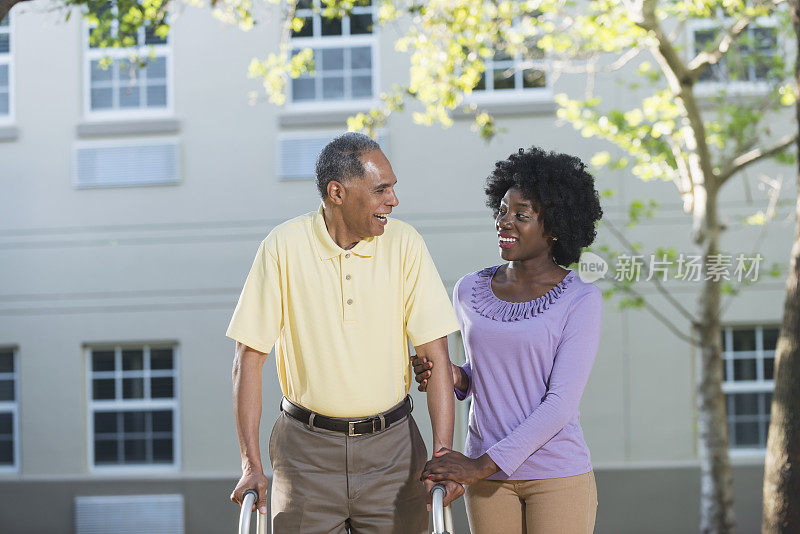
[{"left": 237, "top": 485, "right": 454, "bottom": 533}]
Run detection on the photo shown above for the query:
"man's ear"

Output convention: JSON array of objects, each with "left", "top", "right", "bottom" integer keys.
[{"left": 327, "top": 180, "right": 345, "bottom": 205}]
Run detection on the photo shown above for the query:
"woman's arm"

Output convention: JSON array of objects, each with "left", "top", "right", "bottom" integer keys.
[{"left": 424, "top": 287, "right": 603, "bottom": 483}]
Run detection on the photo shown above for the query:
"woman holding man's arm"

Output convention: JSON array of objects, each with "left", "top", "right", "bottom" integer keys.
[{"left": 415, "top": 146, "right": 604, "bottom": 534}]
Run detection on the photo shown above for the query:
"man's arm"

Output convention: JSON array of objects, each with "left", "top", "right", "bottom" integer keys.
[
  {"left": 414, "top": 336, "right": 464, "bottom": 508},
  {"left": 229, "top": 342, "right": 270, "bottom": 515},
  {"left": 414, "top": 336, "right": 454, "bottom": 451}
]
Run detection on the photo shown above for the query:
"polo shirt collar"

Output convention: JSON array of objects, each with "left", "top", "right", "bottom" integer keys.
[{"left": 312, "top": 204, "right": 376, "bottom": 260}]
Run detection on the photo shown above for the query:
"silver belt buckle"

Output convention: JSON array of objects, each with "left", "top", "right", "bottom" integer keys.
[{"left": 348, "top": 421, "right": 361, "bottom": 437}]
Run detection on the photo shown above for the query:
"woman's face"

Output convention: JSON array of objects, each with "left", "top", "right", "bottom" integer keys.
[{"left": 495, "top": 186, "right": 551, "bottom": 262}]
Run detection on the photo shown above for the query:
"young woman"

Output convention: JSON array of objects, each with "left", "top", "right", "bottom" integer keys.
[{"left": 415, "top": 146, "right": 604, "bottom": 533}]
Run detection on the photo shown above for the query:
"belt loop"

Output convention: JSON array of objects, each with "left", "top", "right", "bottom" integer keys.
[
  {"left": 377, "top": 413, "right": 386, "bottom": 432},
  {"left": 408, "top": 395, "right": 413, "bottom": 413},
  {"left": 308, "top": 412, "right": 315, "bottom": 430}
]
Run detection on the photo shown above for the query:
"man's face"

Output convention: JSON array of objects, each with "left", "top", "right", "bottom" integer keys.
[{"left": 339, "top": 149, "right": 399, "bottom": 238}]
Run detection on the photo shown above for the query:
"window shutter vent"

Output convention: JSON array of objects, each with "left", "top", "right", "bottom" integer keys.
[
  {"left": 75, "top": 494, "right": 184, "bottom": 534},
  {"left": 279, "top": 134, "right": 386, "bottom": 181},
  {"left": 75, "top": 142, "right": 180, "bottom": 188}
]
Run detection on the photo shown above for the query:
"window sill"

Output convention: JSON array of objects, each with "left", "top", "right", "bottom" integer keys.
[
  {"left": 76, "top": 118, "right": 181, "bottom": 137},
  {"left": 694, "top": 82, "right": 773, "bottom": 107},
  {"left": 729, "top": 449, "right": 766, "bottom": 465},
  {"left": 88, "top": 465, "right": 181, "bottom": 476},
  {"left": 0, "top": 125, "right": 19, "bottom": 141},
  {"left": 454, "top": 92, "right": 556, "bottom": 119},
  {"left": 279, "top": 101, "right": 379, "bottom": 127}
]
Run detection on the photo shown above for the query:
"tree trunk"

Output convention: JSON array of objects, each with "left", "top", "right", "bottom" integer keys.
[
  {"left": 694, "top": 181, "right": 737, "bottom": 534},
  {"left": 762, "top": 2, "right": 800, "bottom": 531}
]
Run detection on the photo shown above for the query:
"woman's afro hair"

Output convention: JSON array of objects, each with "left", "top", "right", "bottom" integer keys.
[{"left": 485, "top": 146, "right": 603, "bottom": 267}]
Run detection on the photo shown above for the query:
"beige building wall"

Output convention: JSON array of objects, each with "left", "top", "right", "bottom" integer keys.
[{"left": 0, "top": 1, "right": 795, "bottom": 532}]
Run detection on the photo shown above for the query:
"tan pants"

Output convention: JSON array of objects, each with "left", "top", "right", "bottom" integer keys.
[
  {"left": 465, "top": 471, "right": 598, "bottom": 534},
  {"left": 268, "top": 408, "right": 429, "bottom": 533}
]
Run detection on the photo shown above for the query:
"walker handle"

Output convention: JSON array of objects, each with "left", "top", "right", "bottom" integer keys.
[
  {"left": 431, "top": 484, "right": 452, "bottom": 534},
  {"left": 238, "top": 489, "right": 267, "bottom": 534}
]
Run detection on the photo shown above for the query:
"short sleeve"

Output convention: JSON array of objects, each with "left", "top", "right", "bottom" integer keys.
[
  {"left": 225, "top": 237, "right": 283, "bottom": 354},
  {"left": 403, "top": 231, "right": 460, "bottom": 347}
]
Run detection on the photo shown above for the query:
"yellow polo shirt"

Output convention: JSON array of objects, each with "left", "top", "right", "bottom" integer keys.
[{"left": 226, "top": 205, "right": 459, "bottom": 417}]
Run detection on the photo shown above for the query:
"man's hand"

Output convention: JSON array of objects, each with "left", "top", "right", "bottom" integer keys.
[
  {"left": 421, "top": 449, "right": 465, "bottom": 509},
  {"left": 422, "top": 448, "right": 499, "bottom": 486},
  {"left": 410, "top": 354, "right": 465, "bottom": 393},
  {"left": 423, "top": 478, "right": 464, "bottom": 509},
  {"left": 230, "top": 469, "right": 270, "bottom": 515}
]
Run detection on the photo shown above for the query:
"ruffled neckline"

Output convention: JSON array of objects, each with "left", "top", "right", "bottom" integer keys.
[{"left": 470, "top": 266, "right": 577, "bottom": 322}]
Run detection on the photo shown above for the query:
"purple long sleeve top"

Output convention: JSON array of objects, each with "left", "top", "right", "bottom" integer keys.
[{"left": 453, "top": 266, "right": 603, "bottom": 480}]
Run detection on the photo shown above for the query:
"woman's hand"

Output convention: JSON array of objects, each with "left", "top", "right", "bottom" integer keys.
[
  {"left": 421, "top": 448, "right": 499, "bottom": 486},
  {"left": 411, "top": 356, "right": 467, "bottom": 392}
]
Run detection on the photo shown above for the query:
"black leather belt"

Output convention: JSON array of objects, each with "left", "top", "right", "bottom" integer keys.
[{"left": 280, "top": 396, "right": 413, "bottom": 436}]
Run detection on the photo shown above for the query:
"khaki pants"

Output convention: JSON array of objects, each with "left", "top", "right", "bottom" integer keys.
[
  {"left": 268, "top": 408, "right": 429, "bottom": 533},
  {"left": 465, "top": 471, "right": 598, "bottom": 534}
]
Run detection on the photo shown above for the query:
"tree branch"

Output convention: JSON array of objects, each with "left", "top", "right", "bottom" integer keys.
[
  {"left": 665, "top": 132, "right": 695, "bottom": 208},
  {"left": 0, "top": 0, "right": 29, "bottom": 22},
  {"left": 594, "top": 249, "right": 700, "bottom": 347},
  {"left": 620, "top": 283, "right": 701, "bottom": 347},
  {"left": 637, "top": 0, "right": 717, "bottom": 192},
  {"left": 601, "top": 217, "right": 700, "bottom": 325},
  {"left": 687, "top": 16, "right": 755, "bottom": 79},
  {"left": 718, "top": 133, "right": 799, "bottom": 185},
  {"left": 637, "top": 0, "right": 692, "bottom": 87}
]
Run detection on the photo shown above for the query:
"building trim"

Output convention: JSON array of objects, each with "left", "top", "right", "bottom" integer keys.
[{"left": 76, "top": 119, "right": 180, "bottom": 137}]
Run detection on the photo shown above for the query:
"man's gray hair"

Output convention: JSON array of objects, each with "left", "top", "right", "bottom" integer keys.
[{"left": 315, "top": 132, "right": 381, "bottom": 198}]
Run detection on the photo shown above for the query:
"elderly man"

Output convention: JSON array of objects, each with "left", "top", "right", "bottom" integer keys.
[{"left": 227, "top": 132, "right": 463, "bottom": 532}]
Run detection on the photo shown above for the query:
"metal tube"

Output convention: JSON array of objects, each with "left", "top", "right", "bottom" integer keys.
[
  {"left": 444, "top": 503, "right": 454, "bottom": 533},
  {"left": 238, "top": 489, "right": 267, "bottom": 534},
  {"left": 431, "top": 484, "right": 449, "bottom": 534}
]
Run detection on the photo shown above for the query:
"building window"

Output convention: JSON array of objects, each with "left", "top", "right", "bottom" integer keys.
[
  {"left": 88, "top": 344, "right": 179, "bottom": 467},
  {"left": 721, "top": 325, "right": 777, "bottom": 450},
  {"left": 84, "top": 3, "right": 171, "bottom": 116},
  {"left": 692, "top": 19, "right": 779, "bottom": 85},
  {"left": 0, "top": 11, "right": 12, "bottom": 120},
  {"left": 474, "top": 48, "right": 547, "bottom": 93},
  {"left": 290, "top": 0, "right": 375, "bottom": 103},
  {"left": 0, "top": 348, "right": 18, "bottom": 471}
]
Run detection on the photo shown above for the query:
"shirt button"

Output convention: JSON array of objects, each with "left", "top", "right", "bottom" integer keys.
[
  {"left": 345, "top": 253, "right": 351, "bottom": 259},
  {"left": 347, "top": 299, "right": 353, "bottom": 305},
  {"left": 345, "top": 274, "right": 351, "bottom": 280}
]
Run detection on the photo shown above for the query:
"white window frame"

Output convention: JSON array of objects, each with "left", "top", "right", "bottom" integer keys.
[
  {"left": 0, "top": 9, "right": 15, "bottom": 125},
  {"left": 82, "top": 8, "right": 174, "bottom": 121},
  {"left": 467, "top": 50, "right": 552, "bottom": 104},
  {"left": 721, "top": 324, "right": 776, "bottom": 457},
  {"left": 465, "top": 10, "right": 552, "bottom": 104},
  {"left": 0, "top": 346, "right": 19, "bottom": 474},
  {"left": 287, "top": 0, "right": 379, "bottom": 111},
  {"left": 689, "top": 15, "right": 783, "bottom": 96},
  {"left": 86, "top": 343, "right": 181, "bottom": 474}
]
